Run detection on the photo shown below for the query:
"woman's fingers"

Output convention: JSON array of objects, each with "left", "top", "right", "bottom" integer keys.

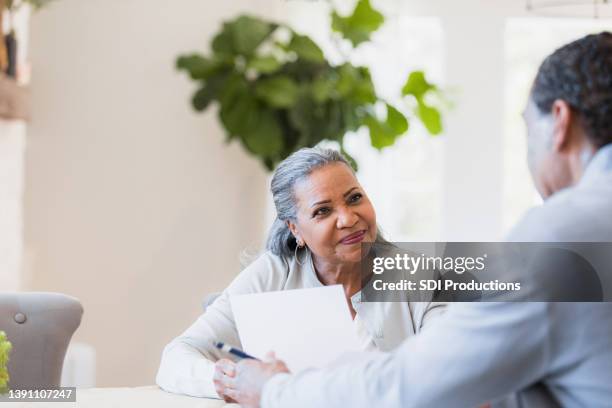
[
  {"left": 213, "top": 378, "right": 226, "bottom": 400},
  {"left": 212, "top": 370, "right": 226, "bottom": 398},
  {"left": 220, "top": 372, "right": 236, "bottom": 389},
  {"left": 213, "top": 359, "right": 238, "bottom": 402},
  {"left": 214, "top": 382, "right": 236, "bottom": 403},
  {"left": 224, "top": 388, "right": 240, "bottom": 404},
  {"left": 215, "top": 358, "right": 236, "bottom": 377}
]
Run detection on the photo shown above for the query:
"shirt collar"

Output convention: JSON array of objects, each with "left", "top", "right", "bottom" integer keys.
[{"left": 580, "top": 143, "right": 612, "bottom": 186}]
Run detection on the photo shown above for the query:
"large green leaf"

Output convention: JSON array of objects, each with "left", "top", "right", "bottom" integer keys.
[
  {"left": 352, "top": 69, "right": 377, "bottom": 104},
  {"left": 331, "top": 0, "right": 384, "bottom": 47},
  {"left": 242, "top": 110, "right": 284, "bottom": 157},
  {"left": 212, "top": 24, "right": 235, "bottom": 57},
  {"left": 218, "top": 76, "right": 259, "bottom": 136},
  {"left": 288, "top": 92, "right": 316, "bottom": 141},
  {"left": 231, "top": 16, "right": 276, "bottom": 55},
  {"left": 288, "top": 92, "right": 341, "bottom": 146},
  {"left": 364, "top": 105, "right": 407, "bottom": 149},
  {"left": 255, "top": 76, "right": 299, "bottom": 108},
  {"left": 211, "top": 16, "right": 276, "bottom": 58},
  {"left": 176, "top": 54, "right": 222, "bottom": 80},
  {"left": 287, "top": 34, "right": 325, "bottom": 63},
  {"left": 218, "top": 74, "right": 244, "bottom": 106},
  {"left": 248, "top": 56, "right": 282, "bottom": 74},
  {"left": 416, "top": 102, "right": 443, "bottom": 135},
  {"left": 190, "top": 73, "right": 231, "bottom": 112},
  {"left": 335, "top": 64, "right": 376, "bottom": 104},
  {"left": 192, "top": 85, "right": 215, "bottom": 111},
  {"left": 402, "top": 70, "right": 436, "bottom": 99},
  {"left": 402, "top": 71, "right": 442, "bottom": 135},
  {"left": 365, "top": 115, "right": 397, "bottom": 149},
  {"left": 386, "top": 104, "right": 409, "bottom": 135}
]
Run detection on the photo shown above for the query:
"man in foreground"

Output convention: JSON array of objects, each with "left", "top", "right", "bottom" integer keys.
[{"left": 221, "top": 32, "right": 612, "bottom": 407}]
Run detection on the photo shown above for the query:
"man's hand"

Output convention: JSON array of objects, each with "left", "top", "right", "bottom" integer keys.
[
  {"left": 213, "top": 358, "right": 238, "bottom": 403},
  {"left": 222, "top": 352, "right": 290, "bottom": 408}
]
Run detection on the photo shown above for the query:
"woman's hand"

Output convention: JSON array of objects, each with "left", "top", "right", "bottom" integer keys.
[
  {"left": 213, "top": 358, "right": 237, "bottom": 402},
  {"left": 223, "top": 352, "right": 290, "bottom": 408}
]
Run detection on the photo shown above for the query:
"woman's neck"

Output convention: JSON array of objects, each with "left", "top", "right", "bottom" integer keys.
[{"left": 312, "top": 255, "right": 362, "bottom": 298}]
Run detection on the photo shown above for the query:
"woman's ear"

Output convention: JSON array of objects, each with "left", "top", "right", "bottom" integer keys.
[{"left": 286, "top": 220, "right": 302, "bottom": 246}]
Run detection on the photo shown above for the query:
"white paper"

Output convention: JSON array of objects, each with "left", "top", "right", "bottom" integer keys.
[{"left": 230, "top": 285, "right": 362, "bottom": 372}]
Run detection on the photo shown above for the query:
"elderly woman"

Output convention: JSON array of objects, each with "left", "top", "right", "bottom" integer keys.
[{"left": 156, "top": 148, "right": 444, "bottom": 400}]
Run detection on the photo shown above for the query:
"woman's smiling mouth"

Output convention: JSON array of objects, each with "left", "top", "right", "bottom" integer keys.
[{"left": 339, "top": 230, "right": 367, "bottom": 245}]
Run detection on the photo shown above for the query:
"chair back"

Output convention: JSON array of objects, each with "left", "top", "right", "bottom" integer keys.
[{"left": 0, "top": 292, "right": 83, "bottom": 388}]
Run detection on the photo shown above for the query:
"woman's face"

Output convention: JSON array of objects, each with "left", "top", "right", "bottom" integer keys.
[{"left": 288, "top": 163, "right": 377, "bottom": 265}]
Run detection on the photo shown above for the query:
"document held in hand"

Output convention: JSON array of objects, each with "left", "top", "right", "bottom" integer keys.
[{"left": 230, "top": 285, "right": 362, "bottom": 372}]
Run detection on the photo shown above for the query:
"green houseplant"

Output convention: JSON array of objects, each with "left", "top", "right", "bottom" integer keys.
[
  {"left": 176, "top": 0, "right": 444, "bottom": 170},
  {"left": 0, "top": 331, "right": 11, "bottom": 394}
]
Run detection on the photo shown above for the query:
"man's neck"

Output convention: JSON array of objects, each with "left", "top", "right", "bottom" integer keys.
[{"left": 570, "top": 138, "right": 597, "bottom": 184}]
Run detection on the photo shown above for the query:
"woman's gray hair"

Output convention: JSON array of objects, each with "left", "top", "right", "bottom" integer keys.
[{"left": 266, "top": 147, "right": 387, "bottom": 259}]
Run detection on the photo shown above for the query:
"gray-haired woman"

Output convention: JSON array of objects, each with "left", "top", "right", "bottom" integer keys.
[{"left": 156, "top": 148, "right": 445, "bottom": 401}]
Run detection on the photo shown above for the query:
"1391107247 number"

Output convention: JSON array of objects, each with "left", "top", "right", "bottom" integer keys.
[{"left": 6, "top": 388, "right": 74, "bottom": 400}]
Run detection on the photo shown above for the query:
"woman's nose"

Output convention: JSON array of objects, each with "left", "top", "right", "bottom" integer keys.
[{"left": 336, "top": 207, "right": 358, "bottom": 229}]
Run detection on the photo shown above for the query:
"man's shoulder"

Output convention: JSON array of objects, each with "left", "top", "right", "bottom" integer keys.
[{"left": 507, "top": 181, "right": 612, "bottom": 242}]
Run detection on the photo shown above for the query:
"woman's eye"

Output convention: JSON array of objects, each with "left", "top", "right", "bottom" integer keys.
[
  {"left": 349, "top": 193, "right": 363, "bottom": 203},
  {"left": 313, "top": 207, "right": 330, "bottom": 217}
]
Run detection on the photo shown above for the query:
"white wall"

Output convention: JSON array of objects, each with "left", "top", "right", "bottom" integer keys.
[
  {"left": 1, "top": 6, "right": 30, "bottom": 290},
  {"left": 441, "top": 15, "right": 505, "bottom": 240},
  {"left": 25, "top": 0, "right": 275, "bottom": 386},
  {"left": 0, "top": 122, "right": 25, "bottom": 290}
]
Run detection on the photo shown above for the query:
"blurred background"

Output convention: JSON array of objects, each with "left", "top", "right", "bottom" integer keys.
[{"left": 1, "top": 0, "right": 610, "bottom": 389}]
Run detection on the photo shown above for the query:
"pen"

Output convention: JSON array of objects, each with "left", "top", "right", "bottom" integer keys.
[{"left": 213, "top": 341, "right": 260, "bottom": 360}]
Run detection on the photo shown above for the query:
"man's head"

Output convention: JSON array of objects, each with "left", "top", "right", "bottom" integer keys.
[{"left": 524, "top": 32, "right": 612, "bottom": 199}]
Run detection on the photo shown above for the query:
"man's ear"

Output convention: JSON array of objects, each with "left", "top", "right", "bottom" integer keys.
[{"left": 551, "top": 99, "right": 573, "bottom": 152}]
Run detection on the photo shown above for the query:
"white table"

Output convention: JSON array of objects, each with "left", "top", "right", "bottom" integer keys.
[{"left": 3, "top": 386, "right": 237, "bottom": 407}]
